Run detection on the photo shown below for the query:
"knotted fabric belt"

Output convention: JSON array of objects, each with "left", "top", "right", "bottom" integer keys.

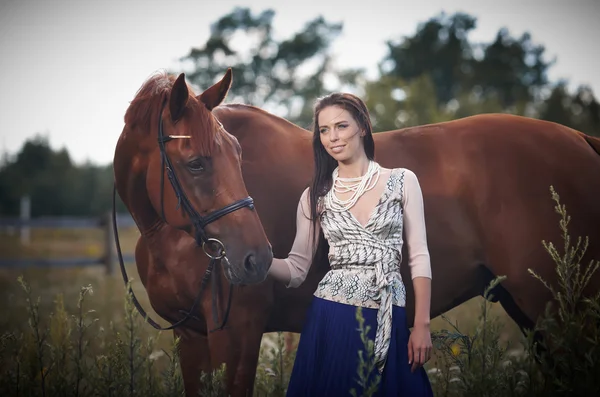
[{"left": 333, "top": 236, "right": 401, "bottom": 373}]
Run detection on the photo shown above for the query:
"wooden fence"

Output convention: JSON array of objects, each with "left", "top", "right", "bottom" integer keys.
[{"left": 0, "top": 212, "right": 136, "bottom": 275}]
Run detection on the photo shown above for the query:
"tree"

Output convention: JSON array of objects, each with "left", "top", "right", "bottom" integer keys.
[
  {"left": 378, "top": 12, "right": 554, "bottom": 118},
  {"left": 570, "top": 85, "right": 600, "bottom": 137},
  {"left": 471, "top": 29, "right": 553, "bottom": 110},
  {"left": 364, "top": 74, "right": 454, "bottom": 131},
  {"left": 539, "top": 83, "right": 600, "bottom": 137},
  {"left": 176, "top": 7, "right": 361, "bottom": 128},
  {"left": 383, "top": 12, "right": 477, "bottom": 105},
  {"left": 0, "top": 136, "right": 127, "bottom": 217}
]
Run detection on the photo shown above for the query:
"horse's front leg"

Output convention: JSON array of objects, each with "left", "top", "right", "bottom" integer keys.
[
  {"left": 174, "top": 327, "right": 212, "bottom": 397},
  {"left": 205, "top": 286, "right": 272, "bottom": 397}
]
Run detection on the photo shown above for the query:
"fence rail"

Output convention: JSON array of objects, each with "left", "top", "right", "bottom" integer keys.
[
  {"left": 0, "top": 212, "right": 137, "bottom": 274},
  {"left": 0, "top": 215, "right": 136, "bottom": 228}
]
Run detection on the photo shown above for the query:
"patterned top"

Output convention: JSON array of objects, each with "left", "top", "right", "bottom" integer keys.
[
  {"left": 315, "top": 168, "right": 408, "bottom": 308},
  {"left": 281, "top": 167, "right": 432, "bottom": 372}
]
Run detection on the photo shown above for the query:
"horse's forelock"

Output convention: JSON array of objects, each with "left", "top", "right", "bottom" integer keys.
[
  {"left": 188, "top": 98, "right": 221, "bottom": 156},
  {"left": 124, "top": 71, "right": 222, "bottom": 156},
  {"left": 124, "top": 71, "right": 175, "bottom": 132}
]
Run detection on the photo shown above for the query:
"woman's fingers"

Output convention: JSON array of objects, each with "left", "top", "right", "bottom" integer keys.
[{"left": 408, "top": 332, "right": 433, "bottom": 372}]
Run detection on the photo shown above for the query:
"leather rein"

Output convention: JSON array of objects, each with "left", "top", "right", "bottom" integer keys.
[{"left": 112, "top": 106, "right": 255, "bottom": 332}]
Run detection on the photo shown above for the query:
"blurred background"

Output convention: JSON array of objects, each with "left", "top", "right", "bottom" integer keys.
[{"left": 0, "top": 0, "right": 599, "bottom": 365}]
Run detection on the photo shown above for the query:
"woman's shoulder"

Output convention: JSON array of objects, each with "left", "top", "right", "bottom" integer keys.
[
  {"left": 299, "top": 186, "right": 311, "bottom": 209},
  {"left": 383, "top": 167, "right": 422, "bottom": 203},
  {"left": 386, "top": 166, "right": 419, "bottom": 182}
]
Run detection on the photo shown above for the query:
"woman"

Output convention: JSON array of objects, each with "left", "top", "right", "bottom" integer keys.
[{"left": 267, "top": 92, "right": 433, "bottom": 396}]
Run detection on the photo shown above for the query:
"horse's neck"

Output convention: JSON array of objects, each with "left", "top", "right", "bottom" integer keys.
[
  {"left": 115, "top": 128, "right": 165, "bottom": 238},
  {"left": 216, "top": 104, "right": 311, "bottom": 143},
  {"left": 127, "top": 166, "right": 166, "bottom": 236}
]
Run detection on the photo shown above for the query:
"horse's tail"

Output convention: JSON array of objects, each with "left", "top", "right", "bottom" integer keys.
[{"left": 584, "top": 134, "right": 600, "bottom": 157}]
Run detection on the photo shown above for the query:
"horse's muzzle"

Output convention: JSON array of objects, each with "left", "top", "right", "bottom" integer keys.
[{"left": 229, "top": 247, "right": 273, "bottom": 285}]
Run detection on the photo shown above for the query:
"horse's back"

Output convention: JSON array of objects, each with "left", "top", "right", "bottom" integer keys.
[
  {"left": 222, "top": 106, "right": 600, "bottom": 329},
  {"left": 378, "top": 113, "right": 600, "bottom": 246},
  {"left": 377, "top": 114, "right": 600, "bottom": 321}
]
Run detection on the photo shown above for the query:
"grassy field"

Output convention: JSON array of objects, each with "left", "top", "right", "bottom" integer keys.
[
  {"left": 0, "top": 227, "right": 522, "bottom": 325},
  {"left": 0, "top": 226, "right": 524, "bottom": 362},
  {"left": 1, "top": 189, "right": 597, "bottom": 396}
]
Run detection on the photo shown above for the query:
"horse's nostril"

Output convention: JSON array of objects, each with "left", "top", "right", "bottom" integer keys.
[{"left": 244, "top": 254, "right": 256, "bottom": 273}]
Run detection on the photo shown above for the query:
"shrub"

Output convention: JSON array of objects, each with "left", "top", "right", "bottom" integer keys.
[
  {"left": 429, "top": 276, "right": 542, "bottom": 397},
  {"left": 430, "top": 185, "right": 600, "bottom": 396},
  {"left": 527, "top": 186, "right": 600, "bottom": 396},
  {"left": 0, "top": 279, "right": 184, "bottom": 397}
]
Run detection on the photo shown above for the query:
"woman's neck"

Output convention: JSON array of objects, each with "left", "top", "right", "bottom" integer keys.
[{"left": 337, "top": 156, "right": 372, "bottom": 179}]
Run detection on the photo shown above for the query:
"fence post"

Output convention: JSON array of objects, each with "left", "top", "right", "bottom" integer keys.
[
  {"left": 20, "top": 195, "right": 31, "bottom": 245},
  {"left": 103, "top": 211, "right": 116, "bottom": 275}
]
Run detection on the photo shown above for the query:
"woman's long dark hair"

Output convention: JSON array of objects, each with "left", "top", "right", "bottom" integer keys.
[{"left": 308, "top": 93, "right": 376, "bottom": 258}]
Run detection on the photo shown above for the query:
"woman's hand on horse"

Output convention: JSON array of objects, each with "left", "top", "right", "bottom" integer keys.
[{"left": 408, "top": 323, "right": 432, "bottom": 373}]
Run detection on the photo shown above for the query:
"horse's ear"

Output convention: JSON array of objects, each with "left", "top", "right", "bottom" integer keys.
[
  {"left": 198, "top": 68, "right": 232, "bottom": 111},
  {"left": 170, "top": 73, "right": 189, "bottom": 122}
]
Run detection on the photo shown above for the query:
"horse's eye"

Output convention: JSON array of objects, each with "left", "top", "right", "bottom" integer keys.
[{"left": 187, "top": 159, "right": 205, "bottom": 172}]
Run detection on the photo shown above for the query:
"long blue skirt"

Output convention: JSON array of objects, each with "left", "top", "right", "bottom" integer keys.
[{"left": 286, "top": 297, "right": 433, "bottom": 397}]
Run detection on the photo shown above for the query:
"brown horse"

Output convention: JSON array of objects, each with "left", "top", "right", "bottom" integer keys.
[
  {"left": 117, "top": 72, "right": 600, "bottom": 396},
  {"left": 113, "top": 70, "right": 274, "bottom": 346}
]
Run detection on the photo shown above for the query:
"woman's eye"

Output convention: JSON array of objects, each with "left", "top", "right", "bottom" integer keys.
[
  {"left": 338, "top": 124, "right": 347, "bottom": 129},
  {"left": 187, "top": 160, "right": 205, "bottom": 172}
]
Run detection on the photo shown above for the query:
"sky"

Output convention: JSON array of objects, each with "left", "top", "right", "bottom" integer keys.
[{"left": 1, "top": 0, "right": 599, "bottom": 165}]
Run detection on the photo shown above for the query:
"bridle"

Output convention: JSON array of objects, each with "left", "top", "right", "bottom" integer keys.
[{"left": 112, "top": 103, "right": 255, "bottom": 331}]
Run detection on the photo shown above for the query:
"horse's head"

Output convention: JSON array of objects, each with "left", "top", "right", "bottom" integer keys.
[{"left": 121, "top": 69, "right": 272, "bottom": 285}]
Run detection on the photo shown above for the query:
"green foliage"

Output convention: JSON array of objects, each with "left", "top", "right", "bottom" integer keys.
[
  {"left": 430, "top": 276, "right": 542, "bottom": 397},
  {"left": 365, "top": 73, "right": 455, "bottom": 130},
  {"left": 539, "top": 84, "right": 600, "bottom": 137},
  {"left": 178, "top": 7, "right": 360, "bottom": 128},
  {"left": 3, "top": 9, "right": 599, "bottom": 217},
  {"left": 350, "top": 307, "right": 381, "bottom": 397},
  {"left": 253, "top": 332, "right": 295, "bottom": 396},
  {"left": 369, "top": 11, "right": 599, "bottom": 135},
  {"left": 0, "top": 135, "right": 126, "bottom": 216},
  {"left": 384, "top": 12, "right": 477, "bottom": 105},
  {"left": 383, "top": 12, "right": 552, "bottom": 109},
  {"left": 527, "top": 186, "right": 600, "bottom": 396},
  {"left": 0, "top": 278, "right": 183, "bottom": 397},
  {"left": 198, "top": 363, "right": 228, "bottom": 397},
  {"left": 0, "top": 184, "right": 598, "bottom": 396},
  {"left": 430, "top": 186, "right": 600, "bottom": 396},
  {"left": 162, "top": 337, "right": 185, "bottom": 397},
  {"left": 471, "top": 29, "right": 551, "bottom": 108}
]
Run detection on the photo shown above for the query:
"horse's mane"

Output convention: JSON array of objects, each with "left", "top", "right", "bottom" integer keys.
[
  {"left": 125, "top": 71, "right": 175, "bottom": 131},
  {"left": 124, "top": 70, "right": 219, "bottom": 155},
  {"left": 221, "top": 103, "right": 313, "bottom": 133}
]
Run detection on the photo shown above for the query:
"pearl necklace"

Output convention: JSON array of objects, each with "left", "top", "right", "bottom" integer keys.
[{"left": 326, "top": 161, "right": 381, "bottom": 212}]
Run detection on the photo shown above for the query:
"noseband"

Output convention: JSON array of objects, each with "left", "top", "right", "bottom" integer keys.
[{"left": 113, "top": 104, "right": 255, "bottom": 331}]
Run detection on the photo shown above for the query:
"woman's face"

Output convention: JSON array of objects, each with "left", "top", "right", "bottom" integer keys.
[{"left": 318, "top": 105, "right": 365, "bottom": 163}]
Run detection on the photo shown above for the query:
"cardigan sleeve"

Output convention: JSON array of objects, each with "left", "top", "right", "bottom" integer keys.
[
  {"left": 268, "top": 187, "right": 318, "bottom": 287},
  {"left": 401, "top": 169, "right": 432, "bottom": 279}
]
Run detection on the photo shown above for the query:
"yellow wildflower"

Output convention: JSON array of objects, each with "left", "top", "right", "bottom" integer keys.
[{"left": 450, "top": 344, "right": 461, "bottom": 356}]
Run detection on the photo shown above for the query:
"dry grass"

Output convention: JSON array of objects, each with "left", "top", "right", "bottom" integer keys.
[
  {"left": 0, "top": 227, "right": 178, "bottom": 370},
  {"left": 431, "top": 297, "right": 523, "bottom": 347},
  {"left": 0, "top": 226, "right": 525, "bottom": 361},
  {"left": 0, "top": 227, "right": 141, "bottom": 322},
  {"left": 0, "top": 227, "right": 296, "bottom": 383},
  {"left": 1, "top": 186, "right": 598, "bottom": 395},
  {"left": 0, "top": 227, "right": 140, "bottom": 259},
  {"left": 0, "top": 226, "right": 526, "bottom": 394}
]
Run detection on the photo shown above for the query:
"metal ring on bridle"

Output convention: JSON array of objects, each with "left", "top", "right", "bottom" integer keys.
[{"left": 202, "top": 238, "right": 226, "bottom": 260}]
